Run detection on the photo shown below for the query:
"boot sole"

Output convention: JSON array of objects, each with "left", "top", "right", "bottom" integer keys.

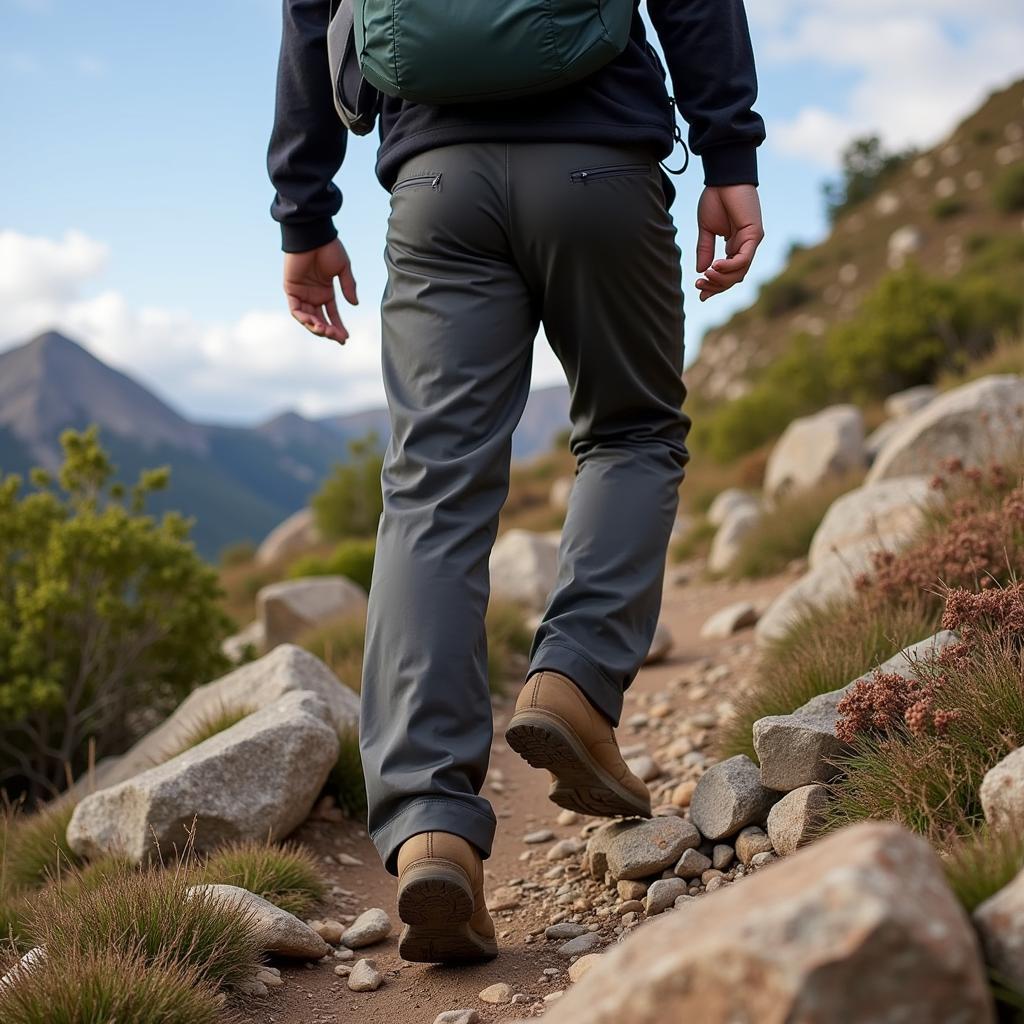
[
  {"left": 505, "top": 710, "right": 652, "bottom": 820},
  {"left": 397, "top": 863, "right": 498, "bottom": 964}
]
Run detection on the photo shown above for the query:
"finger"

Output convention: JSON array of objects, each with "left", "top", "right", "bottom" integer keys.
[
  {"left": 710, "top": 237, "right": 760, "bottom": 276},
  {"left": 325, "top": 297, "right": 351, "bottom": 342},
  {"left": 701, "top": 265, "right": 747, "bottom": 289},
  {"left": 695, "top": 227, "right": 716, "bottom": 274},
  {"left": 338, "top": 261, "right": 359, "bottom": 306}
]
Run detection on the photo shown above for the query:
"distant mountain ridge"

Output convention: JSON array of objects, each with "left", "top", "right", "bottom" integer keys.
[{"left": 0, "top": 332, "right": 570, "bottom": 558}]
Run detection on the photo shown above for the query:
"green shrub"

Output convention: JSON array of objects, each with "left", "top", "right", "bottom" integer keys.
[
  {"left": 198, "top": 840, "right": 325, "bottom": 918},
  {"left": 312, "top": 433, "right": 384, "bottom": 541},
  {"left": 0, "top": 948, "right": 222, "bottom": 1024},
  {"left": 824, "top": 134, "right": 910, "bottom": 221},
  {"left": 726, "top": 475, "right": 860, "bottom": 580},
  {"left": 327, "top": 729, "right": 367, "bottom": 820},
  {"left": 0, "top": 428, "right": 231, "bottom": 801},
  {"left": 485, "top": 599, "right": 532, "bottom": 694},
  {"left": 288, "top": 538, "right": 376, "bottom": 591},
  {"left": 218, "top": 540, "right": 256, "bottom": 568},
  {"left": 31, "top": 862, "right": 260, "bottom": 991},
  {"left": 993, "top": 164, "right": 1024, "bottom": 213},
  {"left": 160, "top": 704, "right": 254, "bottom": 763},
  {"left": 1, "top": 803, "right": 80, "bottom": 892},
  {"left": 931, "top": 195, "right": 967, "bottom": 219},
  {"left": 758, "top": 274, "right": 812, "bottom": 317},
  {"left": 298, "top": 613, "right": 366, "bottom": 693}
]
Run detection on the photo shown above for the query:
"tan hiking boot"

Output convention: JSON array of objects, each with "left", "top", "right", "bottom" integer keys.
[
  {"left": 505, "top": 670, "right": 652, "bottom": 819},
  {"left": 396, "top": 831, "right": 498, "bottom": 963}
]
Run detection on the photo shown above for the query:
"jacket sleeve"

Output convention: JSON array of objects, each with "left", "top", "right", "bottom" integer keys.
[
  {"left": 646, "top": 0, "right": 765, "bottom": 187},
  {"left": 267, "top": 0, "right": 348, "bottom": 253}
]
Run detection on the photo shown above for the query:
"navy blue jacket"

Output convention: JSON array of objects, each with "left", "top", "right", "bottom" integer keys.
[{"left": 268, "top": 0, "right": 765, "bottom": 252}]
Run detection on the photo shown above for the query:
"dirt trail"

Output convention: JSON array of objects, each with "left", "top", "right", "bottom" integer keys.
[{"left": 249, "top": 571, "right": 790, "bottom": 1024}]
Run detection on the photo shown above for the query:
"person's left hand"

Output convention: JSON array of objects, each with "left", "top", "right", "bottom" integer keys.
[
  {"left": 694, "top": 185, "right": 764, "bottom": 302},
  {"left": 283, "top": 237, "right": 359, "bottom": 344}
]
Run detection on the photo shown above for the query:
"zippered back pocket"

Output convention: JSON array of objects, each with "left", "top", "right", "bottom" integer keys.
[
  {"left": 392, "top": 172, "right": 443, "bottom": 194},
  {"left": 569, "top": 163, "right": 650, "bottom": 184}
]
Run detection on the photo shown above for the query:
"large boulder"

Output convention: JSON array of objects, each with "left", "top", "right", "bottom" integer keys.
[
  {"left": 764, "top": 405, "right": 866, "bottom": 502},
  {"left": 258, "top": 576, "right": 368, "bottom": 649},
  {"left": 754, "top": 540, "right": 878, "bottom": 644},
  {"left": 884, "top": 384, "right": 938, "bottom": 420},
  {"left": 489, "top": 529, "right": 560, "bottom": 611},
  {"left": 707, "top": 488, "right": 759, "bottom": 528},
  {"left": 67, "top": 645, "right": 358, "bottom": 797},
  {"left": 255, "top": 508, "right": 321, "bottom": 567},
  {"left": 974, "top": 866, "right": 1024, "bottom": 993},
  {"left": 707, "top": 505, "right": 760, "bottom": 575},
  {"left": 753, "top": 631, "right": 958, "bottom": 792},
  {"left": 188, "top": 884, "right": 330, "bottom": 959},
  {"left": 544, "top": 822, "right": 995, "bottom": 1024},
  {"left": 868, "top": 375, "right": 1024, "bottom": 484},
  {"left": 807, "top": 476, "right": 938, "bottom": 570},
  {"left": 67, "top": 691, "right": 339, "bottom": 862},
  {"left": 980, "top": 746, "right": 1024, "bottom": 832}
]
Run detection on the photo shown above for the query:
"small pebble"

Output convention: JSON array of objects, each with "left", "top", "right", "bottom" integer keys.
[
  {"left": 432, "top": 1012, "right": 480, "bottom": 1024},
  {"left": 524, "top": 829, "right": 555, "bottom": 844},
  {"left": 545, "top": 922, "right": 587, "bottom": 940},
  {"left": 479, "top": 982, "right": 513, "bottom": 1004},
  {"left": 568, "top": 953, "right": 603, "bottom": 982},
  {"left": 347, "top": 958, "right": 383, "bottom": 992},
  {"left": 341, "top": 908, "right": 392, "bottom": 949},
  {"left": 547, "top": 838, "right": 585, "bottom": 861},
  {"left": 559, "top": 932, "right": 603, "bottom": 957}
]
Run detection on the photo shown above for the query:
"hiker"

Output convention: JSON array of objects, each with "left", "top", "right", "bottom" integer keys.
[{"left": 269, "top": 0, "right": 764, "bottom": 963}]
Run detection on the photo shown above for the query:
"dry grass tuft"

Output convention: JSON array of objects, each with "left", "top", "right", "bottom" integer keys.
[
  {"left": 160, "top": 703, "right": 254, "bottom": 763},
  {"left": 0, "top": 947, "right": 225, "bottom": 1024},
  {"left": 1, "top": 801, "right": 80, "bottom": 893},
  {"left": 198, "top": 839, "right": 325, "bottom": 917}
]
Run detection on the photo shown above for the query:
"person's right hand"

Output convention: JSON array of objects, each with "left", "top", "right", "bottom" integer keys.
[
  {"left": 283, "top": 237, "right": 359, "bottom": 344},
  {"left": 694, "top": 185, "right": 764, "bottom": 302}
]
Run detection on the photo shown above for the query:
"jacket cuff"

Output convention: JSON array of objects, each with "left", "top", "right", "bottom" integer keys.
[
  {"left": 281, "top": 218, "right": 338, "bottom": 254},
  {"left": 701, "top": 144, "right": 759, "bottom": 187}
]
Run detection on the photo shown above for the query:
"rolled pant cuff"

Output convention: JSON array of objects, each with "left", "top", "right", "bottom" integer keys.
[
  {"left": 529, "top": 639, "right": 625, "bottom": 726},
  {"left": 371, "top": 796, "right": 497, "bottom": 876}
]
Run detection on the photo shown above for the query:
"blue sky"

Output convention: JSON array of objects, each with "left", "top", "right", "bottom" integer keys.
[{"left": 1, "top": 0, "right": 1022, "bottom": 424}]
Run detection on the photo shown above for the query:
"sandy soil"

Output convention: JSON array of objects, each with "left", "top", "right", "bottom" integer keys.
[{"left": 244, "top": 569, "right": 791, "bottom": 1024}]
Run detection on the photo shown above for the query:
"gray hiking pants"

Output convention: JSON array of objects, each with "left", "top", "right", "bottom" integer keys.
[{"left": 360, "top": 141, "right": 690, "bottom": 873}]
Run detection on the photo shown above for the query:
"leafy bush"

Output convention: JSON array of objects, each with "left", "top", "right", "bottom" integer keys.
[
  {"left": 298, "top": 613, "right": 366, "bottom": 693},
  {"left": 0, "top": 429, "right": 231, "bottom": 801},
  {"left": 725, "top": 474, "right": 860, "bottom": 580},
  {"left": 0, "top": 948, "right": 222, "bottom": 1024},
  {"left": 758, "top": 274, "right": 812, "bottom": 317},
  {"left": 312, "top": 433, "right": 384, "bottom": 541},
  {"left": 993, "top": 164, "right": 1024, "bottom": 213},
  {"left": 288, "top": 538, "right": 376, "bottom": 591},
  {"left": 485, "top": 599, "right": 532, "bottom": 694},
  {"left": 219, "top": 540, "right": 256, "bottom": 569},
  {"left": 30, "top": 861, "right": 260, "bottom": 991},
  {"left": 931, "top": 195, "right": 968, "bottom": 219},
  {"left": 823, "top": 135, "right": 911, "bottom": 221},
  {"left": 198, "top": 840, "right": 325, "bottom": 917}
]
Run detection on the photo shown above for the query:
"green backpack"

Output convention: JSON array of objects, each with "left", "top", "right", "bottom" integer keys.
[{"left": 353, "top": 0, "right": 634, "bottom": 105}]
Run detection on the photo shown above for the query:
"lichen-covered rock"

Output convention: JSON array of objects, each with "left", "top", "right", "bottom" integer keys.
[
  {"left": 488, "top": 529, "right": 560, "bottom": 610},
  {"left": 974, "top": 867, "right": 1024, "bottom": 994},
  {"left": 707, "top": 489, "right": 759, "bottom": 528},
  {"left": 764, "top": 405, "right": 866, "bottom": 501},
  {"left": 258, "top": 576, "right": 368, "bottom": 649},
  {"left": 868, "top": 375, "right": 1024, "bottom": 483},
  {"left": 708, "top": 506, "right": 761, "bottom": 575},
  {"left": 255, "top": 508, "right": 321, "bottom": 567},
  {"left": 689, "top": 756, "right": 778, "bottom": 841},
  {"left": 544, "top": 822, "right": 995, "bottom": 1024},
  {"left": 67, "top": 691, "right": 338, "bottom": 862}
]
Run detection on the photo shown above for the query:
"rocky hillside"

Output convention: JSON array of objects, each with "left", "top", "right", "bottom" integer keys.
[
  {"left": 0, "top": 332, "right": 570, "bottom": 557},
  {"left": 688, "top": 77, "right": 1024, "bottom": 404}
]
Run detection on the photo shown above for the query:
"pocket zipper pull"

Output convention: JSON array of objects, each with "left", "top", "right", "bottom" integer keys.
[{"left": 431, "top": 173, "right": 442, "bottom": 190}]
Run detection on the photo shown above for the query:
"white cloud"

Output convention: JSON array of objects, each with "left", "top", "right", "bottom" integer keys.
[
  {"left": 0, "top": 229, "right": 387, "bottom": 422},
  {"left": 753, "top": 2, "right": 1024, "bottom": 165}
]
